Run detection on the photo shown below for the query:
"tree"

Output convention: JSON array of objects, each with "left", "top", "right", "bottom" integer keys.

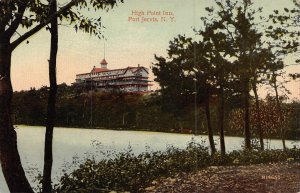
[
  {"left": 199, "top": 18, "right": 237, "bottom": 154},
  {"left": 264, "top": 0, "right": 299, "bottom": 149},
  {"left": 192, "top": 41, "right": 217, "bottom": 154},
  {"left": 247, "top": 49, "right": 275, "bottom": 150},
  {"left": 0, "top": 0, "right": 122, "bottom": 191},
  {"left": 268, "top": 66, "right": 290, "bottom": 149},
  {"left": 200, "top": 0, "right": 285, "bottom": 150},
  {"left": 153, "top": 35, "right": 217, "bottom": 154},
  {"left": 153, "top": 36, "right": 195, "bottom": 132},
  {"left": 229, "top": 95, "right": 293, "bottom": 147},
  {"left": 42, "top": 0, "right": 124, "bottom": 191},
  {"left": 42, "top": 0, "right": 58, "bottom": 192}
]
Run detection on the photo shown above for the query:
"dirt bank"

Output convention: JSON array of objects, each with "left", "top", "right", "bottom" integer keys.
[{"left": 145, "top": 162, "right": 300, "bottom": 193}]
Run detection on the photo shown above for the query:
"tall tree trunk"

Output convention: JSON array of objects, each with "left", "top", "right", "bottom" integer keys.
[
  {"left": 252, "top": 81, "right": 264, "bottom": 150},
  {"left": 0, "top": 41, "right": 34, "bottom": 192},
  {"left": 273, "top": 77, "right": 286, "bottom": 150},
  {"left": 204, "top": 88, "right": 216, "bottom": 154},
  {"left": 42, "top": 1, "right": 58, "bottom": 192},
  {"left": 243, "top": 77, "right": 251, "bottom": 150},
  {"left": 218, "top": 85, "right": 226, "bottom": 155}
]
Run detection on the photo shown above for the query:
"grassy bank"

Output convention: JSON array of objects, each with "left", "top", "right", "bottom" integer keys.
[{"left": 39, "top": 141, "right": 300, "bottom": 193}]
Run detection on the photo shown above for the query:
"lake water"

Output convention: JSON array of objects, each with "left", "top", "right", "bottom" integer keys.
[{"left": 0, "top": 125, "right": 299, "bottom": 192}]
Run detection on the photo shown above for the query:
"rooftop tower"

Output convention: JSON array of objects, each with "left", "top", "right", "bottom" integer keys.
[
  {"left": 100, "top": 58, "right": 107, "bottom": 69},
  {"left": 100, "top": 42, "right": 107, "bottom": 69}
]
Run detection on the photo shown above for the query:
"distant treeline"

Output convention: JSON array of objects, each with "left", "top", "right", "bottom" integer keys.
[{"left": 12, "top": 84, "right": 300, "bottom": 140}]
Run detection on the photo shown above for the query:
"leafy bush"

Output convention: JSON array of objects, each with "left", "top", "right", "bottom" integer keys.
[
  {"left": 53, "top": 140, "right": 209, "bottom": 193},
  {"left": 52, "top": 143, "right": 300, "bottom": 193}
]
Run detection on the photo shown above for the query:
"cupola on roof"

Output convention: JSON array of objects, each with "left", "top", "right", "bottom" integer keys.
[{"left": 100, "top": 59, "right": 108, "bottom": 65}]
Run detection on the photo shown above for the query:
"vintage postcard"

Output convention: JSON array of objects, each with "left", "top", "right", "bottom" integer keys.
[{"left": 0, "top": 0, "right": 299, "bottom": 192}]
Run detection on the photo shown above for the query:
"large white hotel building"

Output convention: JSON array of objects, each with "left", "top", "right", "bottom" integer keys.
[{"left": 75, "top": 58, "right": 151, "bottom": 93}]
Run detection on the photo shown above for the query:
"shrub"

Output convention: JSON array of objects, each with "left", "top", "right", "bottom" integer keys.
[{"left": 52, "top": 143, "right": 300, "bottom": 193}]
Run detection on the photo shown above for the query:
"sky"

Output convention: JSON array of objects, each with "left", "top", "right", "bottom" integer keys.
[{"left": 11, "top": 0, "right": 299, "bottom": 100}]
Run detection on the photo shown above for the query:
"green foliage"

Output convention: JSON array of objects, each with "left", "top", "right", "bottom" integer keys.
[
  {"left": 53, "top": 141, "right": 209, "bottom": 193},
  {"left": 12, "top": 84, "right": 197, "bottom": 132},
  {"left": 152, "top": 0, "right": 299, "bottom": 150},
  {"left": 51, "top": 142, "right": 300, "bottom": 193},
  {"left": 12, "top": 84, "right": 300, "bottom": 140},
  {"left": 228, "top": 148, "right": 300, "bottom": 165},
  {"left": 0, "top": 0, "right": 124, "bottom": 50}
]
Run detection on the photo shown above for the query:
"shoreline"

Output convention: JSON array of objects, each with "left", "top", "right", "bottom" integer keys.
[{"left": 15, "top": 124, "right": 300, "bottom": 141}]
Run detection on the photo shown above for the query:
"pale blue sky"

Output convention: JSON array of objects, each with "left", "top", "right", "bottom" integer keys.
[{"left": 11, "top": 0, "right": 299, "bottom": 99}]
